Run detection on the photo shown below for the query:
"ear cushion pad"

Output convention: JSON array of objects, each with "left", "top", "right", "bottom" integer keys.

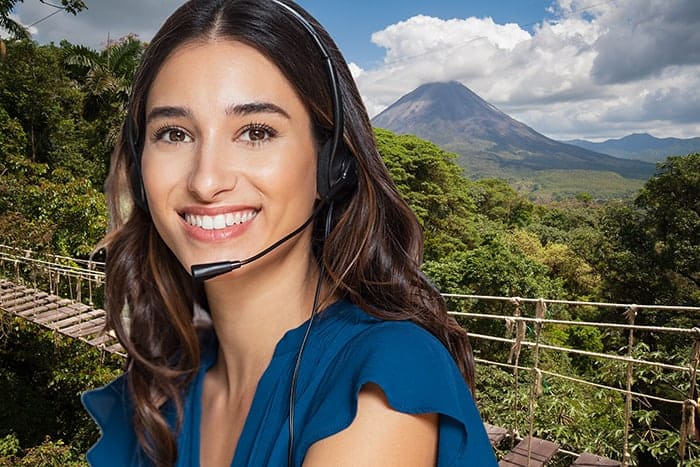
[{"left": 316, "top": 139, "right": 358, "bottom": 203}]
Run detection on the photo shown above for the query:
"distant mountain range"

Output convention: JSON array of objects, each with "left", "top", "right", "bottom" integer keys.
[
  {"left": 565, "top": 133, "right": 700, "bottom": 163},
  {"left": 371, "top": 81, "right": 655, "bottom": 181}
]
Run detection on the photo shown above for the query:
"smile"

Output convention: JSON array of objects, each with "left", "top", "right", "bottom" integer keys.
[{"left": 183, "top": 210, "right": 258, "bottom": 230}]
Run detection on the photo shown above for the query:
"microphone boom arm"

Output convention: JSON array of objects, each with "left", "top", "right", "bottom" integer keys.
[{"left": 190, "top": 209, "right": 319, "bottom": 281}]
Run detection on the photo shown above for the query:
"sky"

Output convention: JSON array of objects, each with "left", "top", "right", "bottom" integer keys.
[{"left": 5, "top": 0, "right": 700, "bottom": 141}]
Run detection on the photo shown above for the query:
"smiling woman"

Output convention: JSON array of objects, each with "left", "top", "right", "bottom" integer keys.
[{"left": 80, "top": 1, "right": 496, "bottom": 466}]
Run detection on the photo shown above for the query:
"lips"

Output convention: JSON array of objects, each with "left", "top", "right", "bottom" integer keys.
[{"left": 183, "top": 209, "right": 258, "bottom": 230}]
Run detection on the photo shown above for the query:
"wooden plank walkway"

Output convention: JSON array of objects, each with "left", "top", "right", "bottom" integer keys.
[
  {"left": 0, "top": 279, "right": 123, "bottom": 355},
  {"left": 499, "top": 436, "right": 560, "bottom": 466},
  {"left": 486, "top": 425, "right": 621, "bottom": 466},
  {"left": 485, "top": 422, "right": 509, "bottom": 446},
  {"left": 572, "top": 453, "right": 621, "bottom": 466}
]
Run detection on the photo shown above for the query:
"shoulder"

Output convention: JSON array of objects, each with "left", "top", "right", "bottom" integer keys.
[
  {"left": 81, "top": 375, "right": 147, "bottom": 465},
  {"left": 304, "top": 382, "right": 439, "bottom": 466},
  {"left": 342, "top": 317, "right": 455, "bottom": 370},
  {"left": 298, "top": 306, "right": 497, "bottom": 466},
  {"left": 324, "top": 312, "right": 468, "bottom": 411},
  {"left": 319, "top": 301, "right": 454, "bottom": 366}
]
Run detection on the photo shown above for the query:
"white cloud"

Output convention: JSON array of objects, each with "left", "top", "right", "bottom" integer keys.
[
  {"left": 348, "top": 62, "right": 365, "bottom": 79},
  {"left": 357, "top": 0, "right": 700, "bottom": 140},
  {"left": 590, "top": 0, "right": 700, "bottom": 84}
]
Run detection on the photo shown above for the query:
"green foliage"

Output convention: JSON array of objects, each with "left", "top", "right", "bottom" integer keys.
[
  {"left": 0, "top": 41, "right": 99, "bottom": 180},
  {"left": 0, "top": 159, "right": 107, "bottom": 255},
  {"left": 511, "top": 229, "right": 599, "bottom": 299},
  {"left": 375, "top": 128, "right": 480, "bottom": 259},
  {"left": 0, "top": 433, "right": 20, "bottom": 458},
  {"left": 565, "top": 325, "right": 604, "bottom": 374},
  {"left": 471, "top": 178, "right": 534, "bottom": 227},
  {"left": 636, "top": 154, "right": 700, "bottom": 303},
  {"left": 0, "top": 105, "right": 26, "bottom": 157},
  {"left": 0, "top": 434, "right": 87, "bottom": 466},
  {"left": 596, "top": 154, "right": 700, "bottom": 307},
  {"left": 511, "top": 169, "right": 644, "bottom": 202},
  {"left": 0, "top": 1, "right": 30, "bottom": 40},
  {"left": 424, "top": 234, "right": 561, "bottom": 299},
  {"left": 477, "top": 364, "right": 625, "bottom": 461},
  {"left": 61, "top": 35, "right": 144, "bottom": 157},
  {"left": 0, "top": 314, "right": 121, "bottom": 461},
  {"left": 0, "top": 40, "right": 110, "bottom": 256}
]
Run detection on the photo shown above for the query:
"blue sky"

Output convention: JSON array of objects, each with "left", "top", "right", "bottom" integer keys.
[{"left": 6, "top": 0, "right": 700, "bottom": 140}]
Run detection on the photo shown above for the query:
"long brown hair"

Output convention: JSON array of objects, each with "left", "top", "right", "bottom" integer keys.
[{"left": 101, "top": 0, "right": 475, "bottom": 465}]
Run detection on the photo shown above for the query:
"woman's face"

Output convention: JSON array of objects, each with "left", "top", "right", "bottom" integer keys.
[{"left": 141, "top": 40, "right": 318, "bottom": 274}]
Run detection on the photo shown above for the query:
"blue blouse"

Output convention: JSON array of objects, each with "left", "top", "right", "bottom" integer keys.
[{"left": 82, "top": 300, "right": 497, "bottom": 466}]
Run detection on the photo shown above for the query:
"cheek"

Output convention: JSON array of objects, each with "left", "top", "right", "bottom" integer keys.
[
  {"left": 280, "top": 155, "right": 317, "bottom": 201},
  {"left": 140, "top": 152, "right": 181, "bottom": 225},
  {"left": 142, "top": 152, "right": 179, "bottom": 200}
]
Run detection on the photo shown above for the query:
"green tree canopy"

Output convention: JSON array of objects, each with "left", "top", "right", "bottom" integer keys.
[
  {"left": 597, "top": 154, "right": 700, "bottom": 307},
  {"left": 636, "top": 154, "right": 699, "bottom": 299},
  {"left": 375, "top": 128, "right": 480, "bottom": 260}
]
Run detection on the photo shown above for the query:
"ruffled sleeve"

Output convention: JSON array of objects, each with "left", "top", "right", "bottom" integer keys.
[
  {"left": 296, "top": 321, "right": 497, "bottom": 466},
  {"left": 81, "top": 375, "right": 144, "bottom": 466}
]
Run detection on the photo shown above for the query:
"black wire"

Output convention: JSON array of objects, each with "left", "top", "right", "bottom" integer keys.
[
  {"left": 287, "top": 202, "right": 334, "bottom": 467},
  {"left": 27, "top": 9, "right": 60, "bottom": 28},
  {"left": 240, "top": 207, "right": 319, "bottom": 267}
]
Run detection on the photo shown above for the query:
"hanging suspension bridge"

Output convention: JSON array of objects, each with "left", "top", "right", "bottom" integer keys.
[{"left": 1, "top": 243, "right": 699, "bottom": 466}]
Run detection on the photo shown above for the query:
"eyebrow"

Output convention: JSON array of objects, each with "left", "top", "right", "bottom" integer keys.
[
  {"left": 145, "top": 102, "right": 291, "bottom": 124},
  {"left": 225, "top": 102, "right": 291, "bottom": 119},
  {"left": 146, "top": 105, "right": 192, "bottom": 124}
]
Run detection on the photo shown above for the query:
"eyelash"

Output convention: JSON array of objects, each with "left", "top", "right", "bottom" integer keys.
[
  {"left": 150, "top": 123, "right": 278, "bottom": 146},
  {"left": 152, "top": 125, "right": 191, "bottom": 144},
  {"left": 239, "top": 123, "right": 278, "bottom": 145}
]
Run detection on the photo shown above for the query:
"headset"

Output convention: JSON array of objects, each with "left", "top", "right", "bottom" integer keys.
[{"left": 125, "top": 1, "right": 358, "bottom": 464}]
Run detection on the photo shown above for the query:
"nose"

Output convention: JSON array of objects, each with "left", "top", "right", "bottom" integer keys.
[{"left": 187, "top": 138, "right": 237, "bottom": 202}]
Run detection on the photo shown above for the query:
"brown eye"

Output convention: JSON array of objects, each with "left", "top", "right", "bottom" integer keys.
[
  {"left": 248, "top": 128, "right": 267, "bottom": 141},
  {"left": 168, "top": 129, "right": 188, "bottom": 142},
  {"left": 153, "top": 126, "right": 192, "bottom": 144},
  {"left": 240, "top": 123, "right": 277, "bottom": 144}
]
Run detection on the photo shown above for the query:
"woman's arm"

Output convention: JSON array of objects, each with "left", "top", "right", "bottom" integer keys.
[{"left": 303, "top": 383, "right": 439, "bottom": 466}]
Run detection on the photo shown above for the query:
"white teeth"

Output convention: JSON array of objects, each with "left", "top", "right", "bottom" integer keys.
[
  {"left": 185, "top": 211, "right": 257, "bottom": 230},
  {"left": 213, "top": 214, "right": 226, "bottom": 229}
]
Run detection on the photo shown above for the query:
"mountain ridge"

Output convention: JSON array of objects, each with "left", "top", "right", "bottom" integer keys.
[
  {"left": 565, "top": 133, "right": 700, "bottom": 163},
  {"left": 371, "top": 81, "right": 655, "bottom": 182}
]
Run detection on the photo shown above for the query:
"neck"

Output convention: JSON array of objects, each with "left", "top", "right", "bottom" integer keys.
[{"left": 203, "top": 237, "right": 321, "bottom": 393}]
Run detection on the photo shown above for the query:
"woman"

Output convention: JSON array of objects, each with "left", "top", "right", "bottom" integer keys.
[{"left": 82, "top": 0, "right": 497, "bottom": 465}]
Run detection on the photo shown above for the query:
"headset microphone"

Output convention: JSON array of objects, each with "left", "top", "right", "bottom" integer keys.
[{"left": 190, "top": 209, "right": 318, "bottom": 281}]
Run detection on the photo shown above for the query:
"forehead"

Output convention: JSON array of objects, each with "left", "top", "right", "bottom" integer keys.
[{"left": 146, "top": 39, "right": 305, "bottom": 113}]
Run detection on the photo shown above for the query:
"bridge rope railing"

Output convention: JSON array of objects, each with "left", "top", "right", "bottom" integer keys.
[
  {"left": 0, "top": 244, "right": 105, "bottom": 306},
  {"left": 1, "top": 245, "right": 700, "bottom": 464},
  {"left": 444, "top": 293, "right": 700, "bottom": 465}
]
